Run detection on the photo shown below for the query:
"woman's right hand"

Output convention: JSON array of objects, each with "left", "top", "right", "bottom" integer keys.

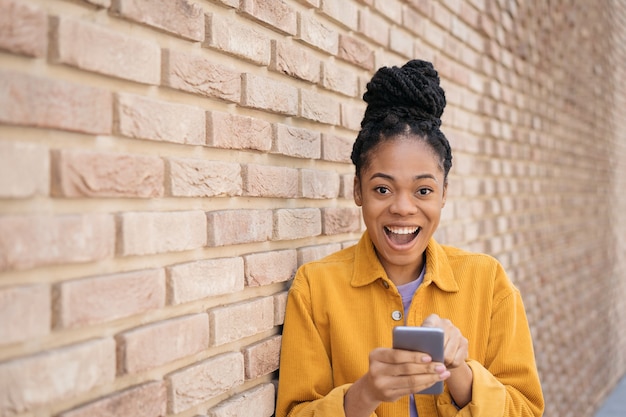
[{"left": 344, "top": 347, "right": 450, "bottom": 417}]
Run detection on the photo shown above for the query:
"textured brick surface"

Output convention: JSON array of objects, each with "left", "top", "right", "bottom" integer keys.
[
  {"left": 297, "top": 13, "right": 338, "bottom": 54},
  {"left": 206, "top": 209, "right": 273, "bottom": 246},
  {"left": 273, "top": 208, "right": 322, "bottom": 240},
  {"left": 243, "top": 335, "right": 281, "bottom": 379},
  {"left": 207, "top": 111, "right": 273, "bottom": 151},
  {"left": 321, "top": 133, "right": 354, "bottom": 163},
  {"left": 0, "top": 141, "right": 49, "bottom": 198},
  {"left": 273, "top": 124, "right": 321, "bottom": 159},
  {"left": 0, "top": 284, "right": 50, "bottom": 345},
  {"left": 241, "top": 73, "right": 298, "bottom": 115},
  {"left": 299, "top": 89, "right": 340, "bottom": 125},
  {"left": 240, "top": 0, "right": 297, "bottom": 35},
  {"left": 337, "top": 34, "right": 375, "bottom": 70},
  {"left": 297, "top": 243, "right": 343, "bottom": 265},
  {"left": 206, "top": 383, "right": 275, "bottom": 417},
  {"left": 205, "top": 14, "right": 270, "bottom": 65},
  {"left": 209, "top": 297, "right": 274, "bottom": 346},
  {"left": 243, "top": 250, "right": 297, "bottom": 287},
  {"left": 0, "top": 0, "right": 47, "bottom": 57},
  {"left": 242, "top": 164, "right": 298, "bottom": 198},
  {"left": 300, "top": 168, "right": 340, "bottom": 199},
  {"left": 270, "top": 40, "right": 321, "bottom": 83},
  {"left": 167, "top": 157, "right": 242, "bottom": 197},
  {"left": 322, "top": 207, "right": 362, "bottom": 235},
  {"left": 320, "top": 63, "right": 359, "bottom": 97}
]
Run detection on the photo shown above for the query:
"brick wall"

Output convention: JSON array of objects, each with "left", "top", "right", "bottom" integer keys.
[{"left": 0, "top": 1, "right": 625, "bottom": 417}]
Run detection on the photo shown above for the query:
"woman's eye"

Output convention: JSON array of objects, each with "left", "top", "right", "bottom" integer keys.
[
  {"left": 375, "top": 186, "right": 390, "bottom": 195},
  {"left": 417, "top": 188, "right": 432, "bottom": 196}
]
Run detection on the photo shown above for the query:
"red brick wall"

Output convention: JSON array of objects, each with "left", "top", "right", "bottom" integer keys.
[{"left": 1, "top": 1, "right": 625, "bottom": 416}]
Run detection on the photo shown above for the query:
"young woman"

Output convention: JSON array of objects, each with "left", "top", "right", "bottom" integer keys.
[{"left": 276, "top": 60, "right": 544, "bottom": 417}]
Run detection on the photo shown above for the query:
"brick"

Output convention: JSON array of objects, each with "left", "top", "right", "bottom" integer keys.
[
  {"left": 273, "top": 124, "right": 321, "bottom": 159},
  {"left": 320, "top": 63, "right": 358, "bottom": 97},
  {"left": 240, "top": 0, "right": 297, "bottom": 36},
  {"left": 321, "top": 134, "right": 353, "bottom": 163},
  {"left": 0, "top": 338, "right": 115, "bottom": 415},
  {"left": 167, "top": 257, "right": 245, "bottom": 305},
  {"left": 167, "top": 352, "right": 244, "bottom": 413},
  {"left": 204, "top": 14, "right": 270, "bottom": 65},
  {"left": 0, "top": 141, "right": 49, "bottom": 198},
  {"left": 244, "top": 335, "right": 281, "bottom": 379},
  {"left": 167, "top": 157, "right": 242, "bottom": 197},
  {"left": 0, "top": 213, "right": 115, "bottom": 272},
  {"left": 243, "top": 250, "right": 297, "bottom": 287},
  {"left": 341, "top": 102, "right": 367, "bottom": 131},
  {"left": 0, "top": 0, "right": 47, "bottom": 57},
  {"left": 0, "top": 284, "right": 50, "bottom": 345},
  {"left": 118, "top": 210, "right": 206, "bottom": 256},
  {"left": 337, "top": 34, "right": 375, "bottom": 70},
  {"left": 115, "top": 93, "right": 205, "bottom": 145},
  {"left": 207, "top": 111, "right": 272, "bottom": 151},
  {"left": 112, "top": 0, "right": 204, "bottom": 41},
  {"left": 320, "top": 0, "right": 358, "bottom": 30},
  {"left": 297, "top": 243, "right": 343, "bottom": 265},
  {"left": 389, "top": 27, "right": 415, "bottom": 58},
  {"left": 270, "top": 40, "right": 320, "bottom": 83},
  {"left": 300, "top": 169, "right": 340, "bottom": 199},
  {"left": 340, "top": 173, "right": 355, "bottom": 199},
  {"left": 206, "top": 209, "right": 273, "bottom": 246},
  {"left": 402, "top": 6, "right": 427, "bottom": 36},
  {"left": 273, "top": 208, "right": 321, "bottom": 240},
  {"left": 54, "top": 269, "right": 166, "bottom": 329},
  {"left": 57, "top": 381, "right": 166, "bottom": 417},
  {"left": 117, "top": 314, "right": 209, "bottom": 374},
  {"left": 208, "top": 0, "right": 238, "bottom": 7},
  {"left": 373, "top": 0, "right": 403, "bottom": 22},
  {"left": 209, "top": 297, "right": 274, "bottom": 346},
  {"left": 358, "top": 9, "right": 389, "bottom": 47},
  {"left": 51, "top": 149, "right": 164, "bottom": 198},
  {"left": 241, "top": 73, "right": 298, "bottom": 115},
  {"left": 0, "top": 70, "right": 112, "bottom": 134},
  {"left": 294, "top": 0, "right": 319, "bottom": 7},
  {"left": 297, "top": 13, "right": 338, "bottom": 55},
  {"left": 242, "top": 164, "right": 298, "bottom": 198},
  {"left": 273, "top": 291, "right": 288, "bottom": 325},
  {"left": 206, "top": 383, "right": 275, "bottom": 417},
  {"left": 322, "top": 207, "right": 362, "bottom": 235},
  {"left": 50, "top": 17, "right": 160, "bottom": 85},
  {"left": 300, "top": 89, "right": 340, "bottom": 125},
  {"left": 85, "top": 0, "right": 110, "bottom": 6},
  {"left": 407, "top": 0, "right": 432, "bottom": 17},
  {"left": 162, "top": 49, "right": 240, "bottom": 102}
]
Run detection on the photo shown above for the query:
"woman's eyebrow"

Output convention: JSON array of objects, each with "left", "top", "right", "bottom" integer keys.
[{"left": 369, "top": 173, "right": 438, "bottom": 182}]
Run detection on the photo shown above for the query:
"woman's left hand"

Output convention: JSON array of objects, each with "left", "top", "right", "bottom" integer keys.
[{"left": 421, "top": 314, "right": 468, "bottom": 370}]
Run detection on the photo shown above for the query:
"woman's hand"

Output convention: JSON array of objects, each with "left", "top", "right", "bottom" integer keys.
[{"left": 344, "top": 347, "right": 450, "bottom": 417}]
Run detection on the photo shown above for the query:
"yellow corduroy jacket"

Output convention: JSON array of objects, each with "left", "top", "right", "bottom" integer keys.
[{"left": 276, "top": 231, "right": 544, "bottom": 417}]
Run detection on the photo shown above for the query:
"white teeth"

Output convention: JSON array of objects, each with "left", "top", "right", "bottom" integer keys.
[{"left": 385, "top": 226, "right": 419, "bottom": 235}]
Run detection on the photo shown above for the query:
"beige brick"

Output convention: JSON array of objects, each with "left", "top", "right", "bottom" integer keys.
[
  {"left": 57, "top": 381, "right": 166, "bottom": 417},
  {"left": 210, "top": 0, "right": 238, "bottom": 7},
  {"left": 299, "top": 89, "right": 340, "bottom": 125},
  {"left": 54, "top": 269, "right": 166, "bottom": 329},
  {"left": 273, "top": 291, "right": 288, "bottom": 325},
  {"left": 273, "top": 208, "right": 321, "bottom": 240},
  {"left": 340, "top": 173, "right": 355, "bottom": 199},
  {"left": 112, "top": 0, "right": 204, "bottom": 41},
  {"left": 241, "top": 73, "right": 298, "bottom": 115},
  {"left": 206, "top": 383, "right": 275, "bottom": 417},
  {"left": 206, "top": 209, "right": 272, "bottom": 246},
  {"left": 207, "top": 111, "right": 272, "bottom": 151},
  {"left": 273, "top": 123, "right": 321, "bottom": 159},
  {"left": 389, "top": 27, "right": 415, "bottom": 58},
  {"left": 373, "top": 0, "right": 403, "bottom": 22},
  {"left": 240, "top": 0, "right": 297, "bottom": 35},
  {"left": 85, "top": 0, "right": 110, "bottom": 6},
  {"left": 0, "top": 0, "right": 47, "bottom": 57},
  {"left": 321, "top": 133, "right": 353, "bottom": 163},
  {"left": 320, "top": 0, "right": 358, "bottom": 30},
  {"left": 341, "top": 102, "right": 367, "bottom": 131},
  {"left": 204, "top": 14, "right": 270, "bottom": 65},
  {"left": 243, "top": 250, "right": 297, "bottom": 287},
  {"left": 0, "top": 339, "right": 115, "bottom": 415},
  {"left": 50, "top": 17, "right": 160, "bottom": 85},
  {"left": 115, "top": 93, "right": 205, "bottom": 145},
  {"left": 295, "top": 0, "right": 319, "bottom": 6},
  {"left": 242, "top": 164, "right": 298, "bottom": 198},
  {"left": 358, "top": 9, "right": 389, "bottom": 47},
  {"left": 320, "top": 63, "right": 358, "bottom": 97},
  {"left": 117, "top": 314, "right": 209, "bottom": 374},
  {"left": 209, "top": 297, "right": 274, "bottom": 346},
  {"left": 167, "top": 352, "right": 243, "bottom": 413},
  {"left": 118, "top": 210, "right": 207, "bottom": 256},
  {"left": 300, "top": 169, "right": 340, "bottom": 199},
  {"left": 244, "top": 336, "right": 281, "bottom": 379},
  {"left": 270, "top": 40, "right": 320, "bottom": 83},
  {"left": 337, "top": 34, "right": 375, "bottom": 70},
  {"left": 167, "top": 157, "right": 242, "bottom": 197},
  {"left": 167, "top": 257, "right": 245, "bottom": 305},
  {"left": 162, "top": 49, "right": 240, "bottom": 102},
  {"left": 0, "top": 284, "right": 50, "bottom": 345},
  {"left": 297, "top": 243, "right": 343, "bottom": 265},
  {"left": 402, "top": 6, "right": 427, "bottom": 36},
  {"left": 322, "top": 207, "right": 362, "bottom": 235},
  {"left": 0, "top": 141, "right": 49, "bottom": 198},
  {"left": 0, "top": 213, "right": 115, "bottom": 272},
  {"left": 51, "top": 149, "right": 164, "bottom": 198},
  {"left": 0, "top": 70, "right": 112, "bottom": 134},
  {"left": 297, "top": 14, "right": 338, "bottom": 55}
]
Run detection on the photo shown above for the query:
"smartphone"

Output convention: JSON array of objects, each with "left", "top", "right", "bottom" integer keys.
[{"left": 392, "top": 326, "right": 444, "bottom": 394}]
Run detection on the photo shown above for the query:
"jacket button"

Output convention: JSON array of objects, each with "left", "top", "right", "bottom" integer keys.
[
  {"left": 391, "top": 310, "right": 402, "bottom": 321},
  {"left": 382, "top": 281, "right": 390, "bottom": 289}
]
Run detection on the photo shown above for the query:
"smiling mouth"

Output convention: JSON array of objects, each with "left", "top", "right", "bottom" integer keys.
[{"left": 384, "top": 226, "right": 420, "bottom": 245}]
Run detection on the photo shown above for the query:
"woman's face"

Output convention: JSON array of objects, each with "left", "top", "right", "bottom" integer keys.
[{"left": 354, "top": 135, "right": 447, "bottom": 281}]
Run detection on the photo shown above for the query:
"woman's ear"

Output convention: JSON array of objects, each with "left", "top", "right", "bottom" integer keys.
[{"left": 353, "top": 175, "right": 362, "bottom": 206}]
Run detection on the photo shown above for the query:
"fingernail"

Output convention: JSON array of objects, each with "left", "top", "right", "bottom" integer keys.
[{"left": 435, "top": 364, "right": 446, "bottom": 372}]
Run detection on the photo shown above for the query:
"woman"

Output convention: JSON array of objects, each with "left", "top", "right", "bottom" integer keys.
[{"left": 276, "top": 60, "right": 544, "bottom": 417}]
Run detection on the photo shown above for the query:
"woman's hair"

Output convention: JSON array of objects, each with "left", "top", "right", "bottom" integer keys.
[{"left": 350, "top": 59, "right": 452, "bottom": 181}]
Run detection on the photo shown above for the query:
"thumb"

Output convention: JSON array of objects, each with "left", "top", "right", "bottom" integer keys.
[{"left": 421, "top": 313, "right": 441, "bottom": 328}]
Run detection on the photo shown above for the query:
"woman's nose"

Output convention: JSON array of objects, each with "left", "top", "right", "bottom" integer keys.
[{"left": 390, "top": 192, "right": 418, "bottom": 215}]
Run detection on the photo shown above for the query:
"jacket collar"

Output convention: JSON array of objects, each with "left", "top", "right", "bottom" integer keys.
[{"left": 351, "top": 230, "right": 460, "bottom": 293}]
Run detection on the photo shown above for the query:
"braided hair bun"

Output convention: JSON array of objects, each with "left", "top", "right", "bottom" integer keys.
[{"left": 351, "top": 59, "right": 452, "bottom": 179}]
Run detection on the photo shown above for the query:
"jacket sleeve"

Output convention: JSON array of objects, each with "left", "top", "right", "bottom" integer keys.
[
  {"left": 437, "top": 274, "right": 545, "bottom": 417},
  {"left": 276, "top": 269, "right": 375, "bottom": 417}
]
